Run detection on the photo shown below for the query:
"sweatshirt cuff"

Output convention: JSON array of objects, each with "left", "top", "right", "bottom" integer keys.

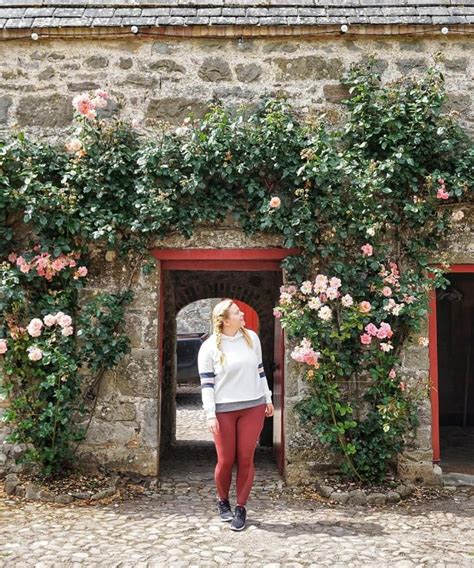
[
  {"left": 206, "top": 411, "right": 216, "bottom": 420},
  {"left": 265, "top": 392, "right": 273, "bottom": 404}
]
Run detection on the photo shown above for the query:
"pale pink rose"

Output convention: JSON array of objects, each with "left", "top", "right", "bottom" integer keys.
[
  {"left": 300, "top": 281, "right": 313, "bottom": 295},
  {"left": 287, "top": 285, "right": 297, "bottom": 295},
  {"left": 314, "top": 274, "right": 328, "bottom": 293},
  {"left": 91, "top": 94, "right": 108, "bottom": 109},
  {"left": 380, "top": 342, "right": 394, "bottom": 352},
  {"left": 69, "top": 259, "right": 77, "bottom": 268},
  {"left": 27, "top": 318, "right": 43, "bottom": 338},
  {"left": 8, "top": 252, "right": 17, "bottom": 263},
  {"left": 279, "top": 292, "right": 293, "bottom": 305},
  {"left": 291, "top": 339, "right": 320, "bottom": 367},
  {"left": 379, "top": 322, "right": 393, "bottom": 338},
  {"left": 95, "top": 89, "right": 109, "bottom": 100},
  {"left": 326, "top": 287, "right": 339, "bottom": 300},
  {"left": 19, "top": 263, "right": 31, "bottom": 274},
  {"left": 57, "top": 314, "right": 72, "bottom": 328},
  {"left": 389, "top": 369, "right": 397, "bottom": 379},
  {"left": 360, "top": 333, "right": 372, "bottom": 346},
  {"left": 365, "top": 323, "right": 378, "bottom": 336},
  {"left": 74, "top": 266, "right": 88, "bottom": 279},
  {"left": 61, "top": 326, "right": 74, "bottom": 337},
  {"left": 329, "top": 277, "right": 342, "bottom": 289},
  {"left": 16, "top": 256, "right": 25, "bottom": 267},
  {"left": 361, "top": 243, "right": 373, "bottom": 257},
  {"left": 65, "top": 138, "right": 82, "bottom": 154},
  {"left": 341, "top": 294, "right": 353, "bottom": 307},
  {"left": 403, "top": 295, "right": 416, "bottom": 304},
  {"left": 27, "top": 346, "right": 43, "bottom": 361},
  {"left": 51, "top": 258, "right": 65, "bottom": 271},
  {"left": 359, "top": 301, "right": 372, "bottom": 314},
  {"left": 131, "top": 118, "right": 141, "bottom": 129},
  {"left": 273, "top": 308, "right": 282, "bottom": 319},
  {"left": 383, "top": 298, "right": 396, "bottom": 312},
  {"left": 308, "top": 296, "right": 321, "bottom": 311},
  {"left": 269, "top": 196, "right": 281, "bottom": 209},
  {"left": 418, "top": 337, "right": 429, "bottom": 347},
  {"left": 0, "top": 339, "right": 8, "bottom": 355},
  {"left": 72, "top": 94, "right": 97, "bottom": 119},
  {"left": 43, "top": 314, "right": 57, "bottom": 327},
  {"left": 382, "top": 286, "right": 392, "bottom": 297},
  {"left": 318, "top": 306, "right": 332, "bottom": 321}
]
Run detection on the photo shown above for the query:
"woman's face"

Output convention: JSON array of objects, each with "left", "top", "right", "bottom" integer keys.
[{"left": 224, "top": 302, "right": 245, "bottom": 331}]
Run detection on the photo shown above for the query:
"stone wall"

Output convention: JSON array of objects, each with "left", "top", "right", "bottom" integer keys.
[
  {"left": 0, "top": 35, "right": 472, "bottom": 138},
  {"left": 177, "top": 299, "right": 218, "bottom": 335},
  {"left": 0, "top": 30, "right": 472, "bottom": 483}
]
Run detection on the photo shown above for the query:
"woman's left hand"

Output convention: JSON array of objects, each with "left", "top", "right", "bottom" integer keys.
[{"left": 265, "top": 403, "right": 274, "bottom": 417}]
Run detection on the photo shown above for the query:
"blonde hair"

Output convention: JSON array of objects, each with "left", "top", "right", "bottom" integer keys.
[{"left": 212, "top": 299, "right": 253, "bottom": 366}]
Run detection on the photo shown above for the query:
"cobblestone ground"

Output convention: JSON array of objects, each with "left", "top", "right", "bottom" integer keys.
[{"left": 1, "top": 387, "right": 473, "bottom": 567}]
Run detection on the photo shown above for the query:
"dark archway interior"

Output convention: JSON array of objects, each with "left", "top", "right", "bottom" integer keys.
[
  {"left": 437, "top": 273, "right": 474, "bottom": 474},
  {"left": 160, "top": 270, "right": 283, "bottom": 460}
]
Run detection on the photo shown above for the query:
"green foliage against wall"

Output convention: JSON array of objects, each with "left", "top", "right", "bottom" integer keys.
[{"left": 0, "top": 62, "right": 472, "bottom": 480}]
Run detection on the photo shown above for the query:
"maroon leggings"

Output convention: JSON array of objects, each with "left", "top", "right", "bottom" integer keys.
[{"left": 213, "top": 403, "right": 266, "bottom": 506}]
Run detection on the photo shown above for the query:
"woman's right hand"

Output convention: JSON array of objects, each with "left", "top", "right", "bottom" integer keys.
[{"left": 208, "top": 418, "right": 219, "bottom": 434}]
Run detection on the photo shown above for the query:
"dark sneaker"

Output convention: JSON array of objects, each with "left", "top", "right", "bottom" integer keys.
[
  {"left": 230, "top": 505, "right": 246, "bottom": 531},
  {"left": 217, "top": 499, "right": 233, "bottom": 522}
]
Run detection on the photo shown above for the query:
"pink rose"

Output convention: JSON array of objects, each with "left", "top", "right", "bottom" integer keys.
[
  {"left": 273, "top": 308, "right": 282, "bottom": 319},
  {"left": 61, "top": 326, "right": 74, "bottom": 337},
  {"left": 19, "top": 263, "right": 32, "bottom": 274},
  {"left": 0, "top": 339, "right": 8, "bottom": 355},
  {"left": 27, "top": 318, "right": 43, "bottom": 338},
  {"left": 361, "top": 243, "right": 373, "bottom": 257},
  {"left": 437, "top": 188, "right": 449, "bottom": 200},
  {"left": 329, "top": 277, "right": 342, "bottom": 289},
  {"left": 341, "top": 294, "right": 353, "bottom": 307},
  {"left": 57, "top": 314, "right": 72, "bottom": 328},
  {"left": 27, "top": 346, "right": 43, "bottom": 361},
  {"left": 378, "top": 322, "right": 393, "bottom": 339},
  {"left": 360, "top": 333, "right": 372, "bottom": 346},
  {"left": 72, "top": 94, "right": 97, "bottom": 120},
  {"left": 43, "top": 314, "right": 57, "bottom": 327},
  {"left": 359, "top": 301, "right": 372, "bottom": 314},
  {"left": 8, "top": 252, "right": 17, "bottom": 263},
  {"left": 389, "top": 369, "right": 397, "bottom": 379},
  {"left": 365, "top": 323, "right": 378, "bottom": 336},
  {"left": 399, "top": 381, "right": 406, "bottom": 391},
  {"left": 382, "top": 286, "right": 392, "bottom": 297},
  {"left": 269, "top": 196, "right": 281, "bottom": 209}
]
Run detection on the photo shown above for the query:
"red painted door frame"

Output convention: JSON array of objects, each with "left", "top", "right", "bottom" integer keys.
[
  {"left": 429, "top": 263, "right": 474, "bottom": 463},
  {"left": 152, "top": 247, "right": 299, "bottom": 476}
]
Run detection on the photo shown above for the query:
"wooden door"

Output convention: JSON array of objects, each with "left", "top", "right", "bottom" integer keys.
[{"left": 273, "top": 317, "right": 285, "bottom": 476}]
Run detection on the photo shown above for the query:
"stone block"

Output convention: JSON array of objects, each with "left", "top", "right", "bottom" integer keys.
[
  {"left": 272, "top": 56, "right": 344, "bottom": 81},
  {"left": 146, "top": 97, "right": 209, "bottom": 125},
  {"left": 84, "top": 419, "right": 136, "bottom": 447},
  {"left": 235, "top": 63, "right": 262, "bottom": 83},
  {"left": 98, "top": 401, "right": 137, "bottom": 422},
  {"left": 137, "top": 399, "right": 159, "bottom": 448},
  {"left": 198, "top": 58, "right": 232, "bottom": 82},
  {"left": 323, "top": 83, "right": 351, "bottom": 103},
  {"left": 84, "top": 56, "right": 109, "bottom": 69},
  {"left": 367, "top": 493, "right": 386, "bottom": 505},
  {"left": 148, "top": 59, "right": 185, "bottom": 74},
  {"left": 4, "top": 473, "right": 19, "bottom": 495},
  {"left": 0, "top": 95, "right": 12, "bottom": 124},
  {"left": 16, "top": 94, "right": 73, "bottom": 128},
  {"left": 115, "top": 349, "right": 159, "bottom": 398}
]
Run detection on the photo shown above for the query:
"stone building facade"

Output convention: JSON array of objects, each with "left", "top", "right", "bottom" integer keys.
[{"left": 0, "top": 1, "right": 473, "bottom": 484}]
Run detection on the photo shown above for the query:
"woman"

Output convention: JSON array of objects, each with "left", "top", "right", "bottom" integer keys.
[{"left": 197, "top": 299, "right": 274, "bottom": 531}]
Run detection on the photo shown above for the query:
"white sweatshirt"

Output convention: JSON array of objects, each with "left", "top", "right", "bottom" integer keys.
[{"left": 197, "top": 329, "right": 272, "bottom": 419}]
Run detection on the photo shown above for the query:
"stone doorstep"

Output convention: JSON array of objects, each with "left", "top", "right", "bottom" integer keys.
[{"left": 3, "top": 473, "right": 121, "bottom": 504}]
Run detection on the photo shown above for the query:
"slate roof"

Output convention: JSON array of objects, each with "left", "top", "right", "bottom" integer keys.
[{"left": 1, "top": 0, "right": 473, "bottom": 29}]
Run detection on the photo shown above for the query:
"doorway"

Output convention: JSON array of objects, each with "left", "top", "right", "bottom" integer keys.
[
  {"left": 152, "top": 248, "right": 293, "bottom": 479},
  {"left": 432, "top": 269, "right": 474, "bottom": 475}
]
